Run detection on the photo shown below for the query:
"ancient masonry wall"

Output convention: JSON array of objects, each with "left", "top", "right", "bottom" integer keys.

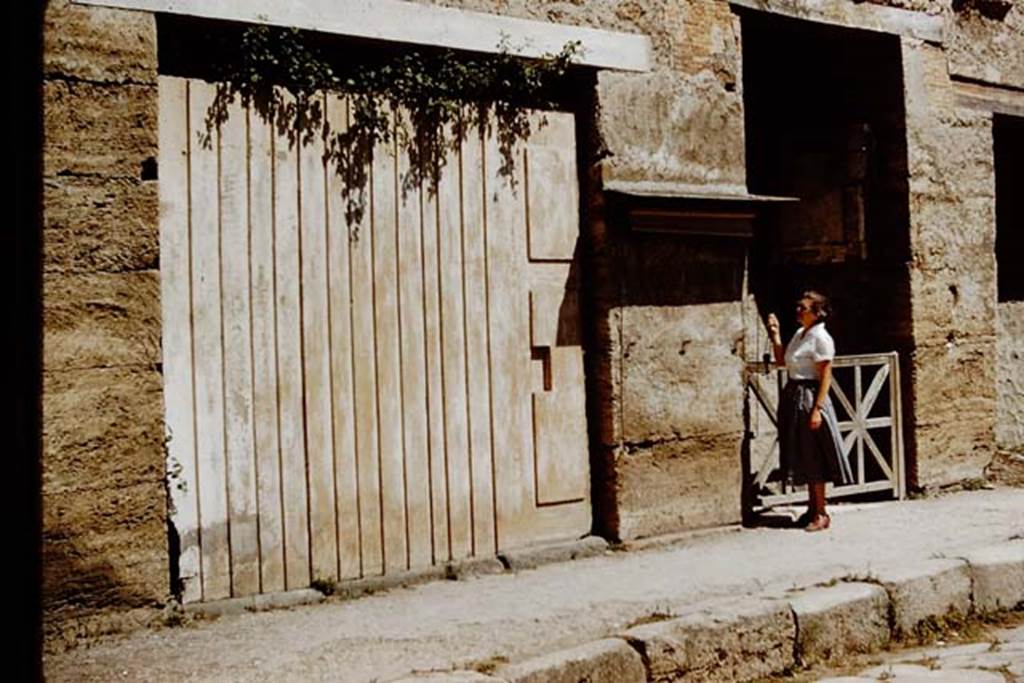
[{"left": 42, "top": 0, "right": 166, "bottom": 649}]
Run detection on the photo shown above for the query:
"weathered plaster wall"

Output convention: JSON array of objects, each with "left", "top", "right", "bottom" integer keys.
[
  {"left": 615, "top": 301, "right": 747, "bottom": 536},
  {"left": 42, "top": 0, "right": 166, "bottom": 650},
  {"left": 865, "top": 0, "right": 946, "bottom": 10},
  {"left": 613, "top": 238, "right": 749, "bottom": 537},
  {"left": 902, "top": 38, "right": 998, "bottom": 486},
  {"left": 997, "top": 302, "right": 1024, "bottom": 452}
]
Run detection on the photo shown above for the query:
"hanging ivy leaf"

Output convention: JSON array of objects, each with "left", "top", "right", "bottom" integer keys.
[{"left": 204, "top": 25, "right": 581, "bottom": 232}]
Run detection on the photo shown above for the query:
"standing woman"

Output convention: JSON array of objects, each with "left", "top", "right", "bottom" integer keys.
[{"left": 767, "top": 291, "right": 854, "bottom": 532}]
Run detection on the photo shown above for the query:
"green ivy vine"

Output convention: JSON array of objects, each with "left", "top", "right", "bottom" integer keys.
[{"left": 204, "top": 25, "right": 581, "bottom": 228}]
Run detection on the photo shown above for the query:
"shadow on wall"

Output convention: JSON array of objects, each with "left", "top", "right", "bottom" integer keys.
[
  {"left": 42, "top": 525, "right": 165, "bottom": 648},
  {"left": 602, "top": 191, "right": 748, "bottom": 307},
  {"left": 619, "top": 231, "right": 745, "bottom": 307}
]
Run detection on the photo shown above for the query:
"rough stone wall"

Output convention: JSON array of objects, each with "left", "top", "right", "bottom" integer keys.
[
  {"left": 578, "top": 204, "right": 749, "bottom": 540},
  {"left": 596, "top": 1, "right": 745, "bottom": 190},
  {"left": 997, "top": 303, "right": 1024, "bottom": 452},
  {"left": 946, "top": 0, "right": 1024, "bottom": 462},
  {"left": 42, "top": 0, "right": 166, "bottom": 650},
  {"left": 866, "top": 0, "right": 946, "bottom": 10},
  {"left": 902, "top": 39, "right": 998, "bottom": 487},
  {"left": 947, "top": 1, "right": 1024, "bottom": 89},
  {"left": 418, "top": 0, "right": 747, "bottom": 190}
]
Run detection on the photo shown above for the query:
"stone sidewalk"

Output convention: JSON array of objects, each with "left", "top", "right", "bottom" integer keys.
[{"left": 44, "top": 489, "right": 1024, "bottom": 682}]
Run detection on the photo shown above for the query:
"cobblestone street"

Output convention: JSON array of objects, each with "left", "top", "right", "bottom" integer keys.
[{"left": 815, "top": 620, "right": 1024, "bottom": 682}]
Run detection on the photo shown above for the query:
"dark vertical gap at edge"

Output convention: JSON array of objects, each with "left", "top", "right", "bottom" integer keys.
[
  {"left": 522, "top": 146, "right": 541, "bottom": 512},
  {"left": 17, "top": 4, "right": 42, "bottom": 677}
]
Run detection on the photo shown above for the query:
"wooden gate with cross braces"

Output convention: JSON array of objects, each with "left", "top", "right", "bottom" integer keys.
[{"left": 743, "top": 352, "right": 906, "bottom": 509}]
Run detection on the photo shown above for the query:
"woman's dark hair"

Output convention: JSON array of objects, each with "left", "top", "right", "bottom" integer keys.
[{"left": 801, "top": 290, "right": 831, "bottom": 322}]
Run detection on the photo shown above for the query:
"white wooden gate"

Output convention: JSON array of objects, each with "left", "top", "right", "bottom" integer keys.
[
  {"left": 159, "top": 77, "right": 590, "bottom": 603},
  {"left": 744, "top": 352, "right": 906, "bottom": 509}
]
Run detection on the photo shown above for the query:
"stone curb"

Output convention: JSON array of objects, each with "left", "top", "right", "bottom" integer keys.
[
  {"left": 498, "top": 535, "right": 610, "bottom": 571},
  {"left": 621, "top": 598, "right": 795, "bottom": 682},
  {"left": 786, "top": 581, "right": 890, "bottom": 666},
  {"left": 388, "top": 671, "right": 505, "bottom": 682},
  {"left": 957, "top": 539, "right": 1024, "bottom": 613},
  {"left": 497, "top": 638, "right": 646, "bottom": 683},
  {"left": 870, "top": 557, "right": 973, "bottom": 639},
  {"left": 188, "top": 536, "right": 608, "bottom": 616},
  {"left": 388, "top": 638, "right": 648, "bottom": 683},
  {"left": 186, "top": 540, "right": 1024, "bottom": 680},
  {"left": 184, "top": 588, "right": 324, "bottom": 617},
  {"left": 461, "top": 540, "right": 1023, "bottom": 683}
]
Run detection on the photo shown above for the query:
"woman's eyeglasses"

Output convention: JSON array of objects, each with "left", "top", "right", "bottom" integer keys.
[{"left": 795, "top": 304, "right": 810, "bottom": 312}]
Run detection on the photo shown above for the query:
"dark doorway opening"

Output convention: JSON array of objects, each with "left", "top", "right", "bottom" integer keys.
[
  {"left": 739, "top": 11, "right": 917, "bottom": 489},
  {"left": 995, "top": 114, "right": 1024, "bottom": 303}
]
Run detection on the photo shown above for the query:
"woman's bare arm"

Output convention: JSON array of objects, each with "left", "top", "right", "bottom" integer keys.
[
  {"left": 810, "top": 360, "right": 833, "bottom": 430},
  {"left": 767, "top": 313, "right": 785, "bottom": 366}
]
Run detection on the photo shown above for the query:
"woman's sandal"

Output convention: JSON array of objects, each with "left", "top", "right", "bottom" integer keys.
[
  {"left": 795, "top": 509, "right": 814, "bottom": 528},
  {"left": 804, "top": 514, "right": 831, "bottom": 532}
]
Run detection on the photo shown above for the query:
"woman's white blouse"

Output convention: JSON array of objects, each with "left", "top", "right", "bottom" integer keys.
[{"left": 784, "top": 323, "right": 836, "bottom": 380}]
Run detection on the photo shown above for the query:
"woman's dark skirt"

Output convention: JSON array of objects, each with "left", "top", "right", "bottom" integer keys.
[{"left": 778, "top": 379, "right": 855, "bottom": 486}]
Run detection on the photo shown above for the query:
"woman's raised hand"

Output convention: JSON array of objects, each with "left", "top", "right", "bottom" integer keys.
[{"left": 766, "top": 313, "right": 781, "bottom": 344}]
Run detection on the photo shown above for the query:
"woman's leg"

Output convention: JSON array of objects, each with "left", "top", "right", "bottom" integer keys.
[
  {"left": 805, "top": 481, "right": 830, "bottom": 531},
  {"left": 812, "top": 482, "right": 826, "bottom": 516},
  {"left": 805, "top": 483, "right": 818, "bottom": 519}
]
